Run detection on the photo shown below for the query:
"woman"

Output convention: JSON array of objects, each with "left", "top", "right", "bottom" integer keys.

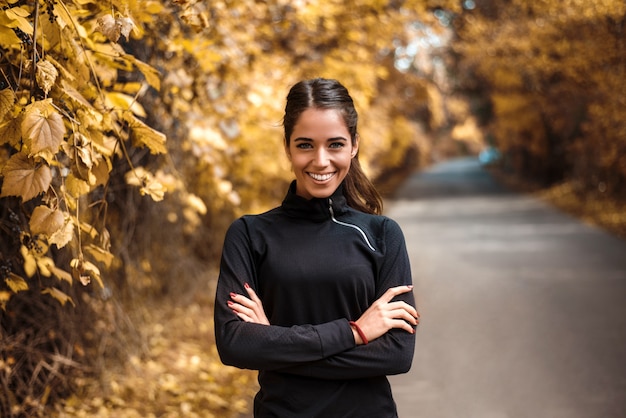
[{"left": 214, "top": 78, "right": 419, "bottom": 417}]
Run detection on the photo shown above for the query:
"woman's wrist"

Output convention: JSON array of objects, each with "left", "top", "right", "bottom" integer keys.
[{"left": 349, "top": 321, "right": 368, "bottom": 345}]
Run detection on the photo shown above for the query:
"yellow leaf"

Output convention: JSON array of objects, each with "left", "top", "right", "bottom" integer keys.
[
  {"left": 20, "top": 245, "right": 37, "bottom": 277},
  {"left": 0, "top": 115, "right": 21, "bottom": 147},
  {"left": 0, "top": 88, "right": 15, "bottom": 120},
  {"left": 50, "top": 265, "right": 73, "bottom": 285},
  {"left": 85, "top": 244, "right": 114, "bottom": 268},
  {"left": 29, "top": 205, "right": 64, "bottom": 236},
  {"left": 0, "top": 291, "right": 11, "bottom": 311},
  {"left": 90, "top": 157, "right": 111, "bottom": 188},
  {"left": 96, "top": 13, "right": 137, "bottom": 42},
  {"left": 5, "top": 272, "right": 28, "bottom": 293},
  {"left": 125, "top": 167, "right": 166, "bottom": 201},
  {"left": 36, "top": 60, "right": 58, "bottom": 95},
  {"left": 36, "top": 257, "right": 54, "bottom": 277},
  {"left": 105, "top": 92, "right": 146, "bottom": 117},
  {"left": 4, "top": 7, "right": 33, "bottom": 35},
  {"left": 22, "top": 99, "right": 66, "bottom": 158},
  {"left": 128, "top": 56, "right": 161, "bottom": 90},
  {"left": 49, "top": 216, "right": 75, "bottom": 249},
  {"left": 65, "top": 173, "right": 90, "bottom": 198},
  {"left": 70, "top": 258, "right": 103, "bottom": 288},
  {"left": 186, "top": 193, "right": 207, "bottom": 215},
  {"left": 123, "top": 113, "right": 167, "bottom": 154},
  {"left": 0, "top": 25, "right": 21, "bottom": 47},
  {"left": 41, "top": 287, "right": 75, "bottom": 307},
  {"left": 0, "top": 152, "right": 52, "bottom": 202}
]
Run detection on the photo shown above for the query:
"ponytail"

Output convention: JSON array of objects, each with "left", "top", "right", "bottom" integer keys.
[{"left": 344, "top": 157, "right": 383, "bottom": 215}]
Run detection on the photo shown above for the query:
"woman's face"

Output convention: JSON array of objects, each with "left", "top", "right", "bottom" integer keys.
[{"left": 286, "top": 108, "right": 358, "bottom": 200}]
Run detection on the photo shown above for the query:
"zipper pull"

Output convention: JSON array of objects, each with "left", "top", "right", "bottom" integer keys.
[{"left": 328, "top": 198, "right": 334, "bottom": 217}]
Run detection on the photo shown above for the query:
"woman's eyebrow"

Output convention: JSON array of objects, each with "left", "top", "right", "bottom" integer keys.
[{"left": 293, "top": 136, "right": 348, "bottom": 142}]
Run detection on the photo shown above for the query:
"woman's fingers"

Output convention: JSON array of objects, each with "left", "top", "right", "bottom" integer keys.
[
  {"left": 380, "top": 284, "right": 414, "bottom": 304},
  {"left": 387, "top": 300, "right": 420, "bottom": 320},
  {"left": 388, "top": 307, "right": 420, "bottom": 326},
  {"left": 392, "top": 318, "right": 416, "bottom": 334},
  {"left": 245, "top": 283, "right": 262, "bottom": 302},
  {"left": 229, "top": 284, "right": 270, "bottom": 325}
]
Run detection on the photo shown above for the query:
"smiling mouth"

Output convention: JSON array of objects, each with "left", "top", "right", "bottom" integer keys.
[{"left": 307, "top": 172, "right": 336, "bottom": 181}]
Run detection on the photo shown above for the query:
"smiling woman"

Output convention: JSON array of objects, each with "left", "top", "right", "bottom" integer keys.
[
  {"left": 286, "top": 108, "right": 357, "bottom": 200},
  {"left": 214, "top": 78, "right": 419, "bottom": 418}
]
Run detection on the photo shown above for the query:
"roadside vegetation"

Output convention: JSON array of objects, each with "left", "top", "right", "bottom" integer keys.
[{"left": 0, "top": 0, "right": 623, "bottom": 416}]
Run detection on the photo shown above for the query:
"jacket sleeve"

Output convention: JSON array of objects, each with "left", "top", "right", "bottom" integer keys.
[
  {"left": 214, "top": 218, "right": 356, "bottom": 371},
  {"left": 276, "top": 218, "right": 416, "bottom": 379}
]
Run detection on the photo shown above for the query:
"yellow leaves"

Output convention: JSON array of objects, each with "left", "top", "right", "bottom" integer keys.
[
  {"left": 49, "top": 216, "right": 75, "bottom": 249},
  {"left": 29, "top": 205, "right": 65, "bottom": 236},
  {"left": 106, "top": 92, "right": 146, "bottom": 117},
  {"left": 97, "top": 14, "right": 136, "bottom": 43},
  {"left": 22, "top": 99, "right": 66, "bottom": 161},
  {"left": 41, "top": 287, "right": 75, "bottom": 307},
  {"left": 85, "top": 244, "right": 114, "bottom": 269},
  {"left": 125, "top": 167, "right": 166, "bottom": 201},
  {"left": 36, "top": 60, "right": 59, "bottom": 95},
  {"left": 126, "top": 55, "right": 161, "bottom": 91},
  {"left": 0, "top": 88, "right": 15, "bottom": 120},
  {"left": 1, "top": 5, "right": 33, "bottom": 35},
  {"left": 5, "top": 273, "right": 28, "bottom": 293},
  {"left": 65, "top": 173, "right": 91, "bottom": 198},
  {"left": 71, "top": 257, "right": 103, "bottom": 287},
  {"left": 0, "top": 111, "right": 22, "bottom": 147},
  {"left": 0, "top": 152, "right": 52, "bottom": 202},
  {"left": 0, "top": 291, "right": 11, "bottom": 311},
  {"left": 123, "top": 113, "right": 167, "bottom": 155}
]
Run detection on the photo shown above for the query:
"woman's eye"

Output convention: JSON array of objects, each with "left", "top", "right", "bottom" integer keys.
[
  {"left": 296, "top": 143, "right": 313, "bottom": 149},
  {"left": 329, "top": 142, "right": 345, "bottom": 149}
]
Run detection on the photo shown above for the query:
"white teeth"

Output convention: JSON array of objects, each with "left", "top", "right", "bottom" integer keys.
[{"left": 308, "top": 172, "right": 335, "bottom": 181}]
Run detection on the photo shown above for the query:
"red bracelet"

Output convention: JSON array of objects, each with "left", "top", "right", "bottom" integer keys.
[{"left": 349, "top": 321, "right": 368, "bottom": 345}]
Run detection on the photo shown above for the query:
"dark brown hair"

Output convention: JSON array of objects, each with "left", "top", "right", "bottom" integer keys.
[{"left": 283, "top": 78, "right": 383, "bottom": 215}]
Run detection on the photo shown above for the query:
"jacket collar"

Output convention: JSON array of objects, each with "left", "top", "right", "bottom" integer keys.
[{"left": 281, "top": 180, "right": 349, "bottom": 221}]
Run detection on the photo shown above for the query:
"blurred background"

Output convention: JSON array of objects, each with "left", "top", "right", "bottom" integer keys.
[{"left": 0, "top": 0, "right": 624, "bottom": 416}]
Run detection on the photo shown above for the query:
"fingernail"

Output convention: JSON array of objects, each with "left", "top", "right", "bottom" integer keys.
[
  {"left": 244, "top": 283, "right": 250, "bottom": 289},
  {"left": 230, "top": 292, "right": 236, "bottom": 298},
  {"left": 227, "top": 301, "right": 234, "bottom": 306},
  {"left": 407, "top": 285, "right": 413, "bottom": 289}
]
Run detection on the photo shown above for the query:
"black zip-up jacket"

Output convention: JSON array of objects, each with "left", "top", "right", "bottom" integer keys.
[{"left": 214, "top": 182, "right": 416, "bottom": 417}]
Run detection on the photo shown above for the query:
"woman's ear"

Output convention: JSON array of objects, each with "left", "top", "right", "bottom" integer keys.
[
  {"left": 351, "top": 134, "right": 360, "bottom": 158},
  {"left": 284, "top": 143, "right": 292, "bottom": 160}
]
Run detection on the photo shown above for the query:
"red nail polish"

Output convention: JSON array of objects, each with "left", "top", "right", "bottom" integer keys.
[
  {"left": 244, "top": 283, "right": 250, "bottom": 289},
  {"left": 230, "top": 292, "right": 236, "bottom": 298}
]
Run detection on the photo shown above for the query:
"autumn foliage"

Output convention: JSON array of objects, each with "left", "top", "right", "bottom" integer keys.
[
  {"left": 453, "top": 0, "right": 626, "bottom": 196},
  {"left": 0, "top": 0, "right": 454, "bottom": 415},
  {"left": 1, "top": 0, "right": 624, "bottom": 415}
]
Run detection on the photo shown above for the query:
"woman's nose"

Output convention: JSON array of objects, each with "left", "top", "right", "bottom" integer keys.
[{"left": 313, "top": 148, "right": 329, "bottom": 166}]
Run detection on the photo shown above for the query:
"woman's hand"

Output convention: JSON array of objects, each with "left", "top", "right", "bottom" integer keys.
[
  {"left": 228, "top": 283, "right": 270, "bottom": 325},
  {"left": 351, "top": 285, "right": 419, "bottom": 345}
]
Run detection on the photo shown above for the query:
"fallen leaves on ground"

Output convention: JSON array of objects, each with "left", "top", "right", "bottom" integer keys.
[{"left": 53, "top": 294, "right": 257, "bottom": 418}]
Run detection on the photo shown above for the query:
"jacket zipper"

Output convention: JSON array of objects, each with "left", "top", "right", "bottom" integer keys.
[{"left": 328, "top": 198, "right": 376, "bottom": 252}]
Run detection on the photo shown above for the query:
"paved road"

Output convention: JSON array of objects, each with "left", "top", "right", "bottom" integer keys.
[{"left": 387, "top": 158, "right": 626, "bottom": 418}]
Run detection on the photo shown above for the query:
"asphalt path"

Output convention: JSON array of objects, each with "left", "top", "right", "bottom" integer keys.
[{"left": 387, "top": 157, "right": 626, "bottom": 418}]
